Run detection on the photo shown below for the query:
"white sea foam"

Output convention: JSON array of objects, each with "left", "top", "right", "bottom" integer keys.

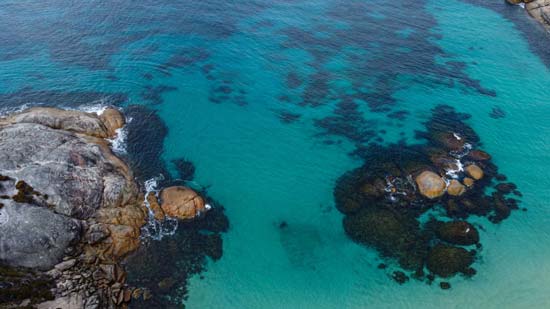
[
  {"left": 445, "top": 158, "right": 464, "bottom": 179},
  {"left": 519, "top": 3, "right": 525, "bottom": 9},
  {"left": 0, "top": 103, "right": 36, "bottom": 117},
  {"left": 106, "top": 116, "right": 131, "bottom": 155},
  {"left": 141, "top": 175, "right": 179, "bottom": 240}
]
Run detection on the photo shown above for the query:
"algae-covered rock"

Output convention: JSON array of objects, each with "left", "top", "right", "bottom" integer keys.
[
  {"left": 436, "top": 221, "right": 479, "bottom": 246},
  {"left": 427, "top": 244, "right": 474, "bottom": 278}
]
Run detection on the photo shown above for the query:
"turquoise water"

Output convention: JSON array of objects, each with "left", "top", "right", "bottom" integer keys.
[{"left": 1, "top": 0, "right": 550, "bottom": 308}]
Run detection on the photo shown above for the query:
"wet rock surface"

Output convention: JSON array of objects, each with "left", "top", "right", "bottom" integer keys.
[
  {"left": 507, "top": 0, "right": 550, "bottom": 32},
  {"left": 0, "top": 106, "right": 230, "bottom": 308},
  {"left": 160, "top": 186, "right": 208, "bottom": 220},
  {"left": 334, "top": 105, "right": 522, "bottom": 286},
  {"left": 0, "top": 107, "right": 147, "bottom": 308}
]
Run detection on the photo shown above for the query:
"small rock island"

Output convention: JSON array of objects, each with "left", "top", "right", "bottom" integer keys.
[
  {"left": 334, "top": 105, "right": 523, "bottom": 288},
  {"left": 0, "top": 107, "right": 208, "bottom": 308}
]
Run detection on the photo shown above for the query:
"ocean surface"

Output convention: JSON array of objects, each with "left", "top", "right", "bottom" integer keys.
[{"left": 1, "top": 0, "right": 550, "bottom": 308}]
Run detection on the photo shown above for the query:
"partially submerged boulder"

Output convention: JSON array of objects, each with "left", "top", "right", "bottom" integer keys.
[
  {"left": 160, "top": 186, "right": 208, "bottom": 220},
  {"left": 447, "top": 179, "right": 466, "bottom": 196},
  {"left": 415, "top": 171, "right": 446, "bottom": 199},
  {"left": 147, "top": 192, "right": 166, "bottom": 221},
  {"left": 465, "top": 164, "right": 484, "bottom": 180}
]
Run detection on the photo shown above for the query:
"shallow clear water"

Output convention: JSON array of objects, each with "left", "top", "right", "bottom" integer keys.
[{"left": 1, "top": 0, "right": 550, "bottom": 308}]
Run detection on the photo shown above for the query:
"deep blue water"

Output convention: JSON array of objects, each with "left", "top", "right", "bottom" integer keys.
[{"left": 1, "top": 0, "right": 550, "bottom": 308}]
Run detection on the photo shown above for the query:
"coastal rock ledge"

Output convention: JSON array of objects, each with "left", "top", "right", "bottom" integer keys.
[
  {"left": 0, "top": 107, "right": 205, "bottom": 308},
  {"left": 507, "top": 0, "right": 550, "bottom": 31}
]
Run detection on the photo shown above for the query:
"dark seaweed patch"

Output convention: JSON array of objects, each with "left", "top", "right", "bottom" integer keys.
[
  {"left": 489, "top": 106, "right": 506, "bottom": 119},
  {"left": 122, "top": 105, "right": 229, "bottom": 307},
  {"left": 125, "top": 199, "right": 228, "bottom": 308},
  {"left": 123, "top": 105, "right": 170, "bottom": 183},
  {"left": 276, "top": 110, "right": 301, "bottom": 124},
  {"left": 0, "top": 1, "right": 270, "bottom": 68},
  {"left": 140, "top": 85, "right": 178, "bottom": 105},
  {"left": 387, "top": 110, "right": 410, "bottom": 121},
  {"left": 163, "top": 47, "right": 211, "bottom": 69},
  {"left": 314, "top": 98, "right": 376, "bottom": 145},
  {"left": 172, "top": 158, "right": 196, "bottom": 181},
  {"left": 286, "top": 72, "right": 303, "bottom": 89},
  {"left": 0, "top": 264, "right": 55, "bottom": 306}
]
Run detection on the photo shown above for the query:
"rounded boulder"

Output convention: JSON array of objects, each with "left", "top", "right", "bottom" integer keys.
[{"left": 415, "top": 171, "right": 446, "bottom": 199}]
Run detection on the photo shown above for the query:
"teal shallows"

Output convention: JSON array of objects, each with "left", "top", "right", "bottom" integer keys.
[{"left": 0, "top": 0, "right": 549, "bottom": 307}]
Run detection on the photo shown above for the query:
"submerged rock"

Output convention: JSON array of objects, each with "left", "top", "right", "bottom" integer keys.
[
  {"left": 495, "top": 182, "right": 517, "bottom": 194},
  {"left": 415, "top": 171, "right": 446, "bottom": 199},
  {"left": 436, "top": 221, "right": 479, "bottom": 246},
  {"left": 467, "top": 150, "right": 491, "bottom": 161},
  {"left": 343, "top": 207, "right": 426, "bottom": 270},
  {"left": 427, "top": 244, "right": 474, "bottom": 278},
  {"left": 392, "top": 271, "right": 409, "bottom": 284},
  {"left": 433, "top": 132, "right": 466, "bottom": 151}
]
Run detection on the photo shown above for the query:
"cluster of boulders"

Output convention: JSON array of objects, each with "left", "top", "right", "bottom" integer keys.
[
  {"left": 0, "top": 107, "right": 208, "bottom": 308},
  {"left": 507, "top": 0, "right": 550, "bottom": 31},
  {"left": 334, "top": 105, "right": 522, "bottom": 289}
]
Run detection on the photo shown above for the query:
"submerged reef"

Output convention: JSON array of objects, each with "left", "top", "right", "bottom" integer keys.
[{"left": 334, "top": 105, "right": 522, "bottom": 287}]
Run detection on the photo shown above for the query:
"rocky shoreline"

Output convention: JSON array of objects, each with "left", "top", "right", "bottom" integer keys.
[
  {"left": 0, "top": 107, "right": 210, "bottom": 308},
  {"left": 507, "top": 0, "right": 550, "bottom": 32}
]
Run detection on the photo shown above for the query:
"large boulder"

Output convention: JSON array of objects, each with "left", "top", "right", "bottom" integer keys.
[
  {"left": 160, "top": 186, "right": 208, "bottom": 220},
  {"left": 465, "top": 164, "right": 484, "bottom": 180},
  {"left": 447, "top": 179, "right": 466, "bottom": 196},
  {"left": 415, "top": 171, "right": 446, "bottom": 199}
]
